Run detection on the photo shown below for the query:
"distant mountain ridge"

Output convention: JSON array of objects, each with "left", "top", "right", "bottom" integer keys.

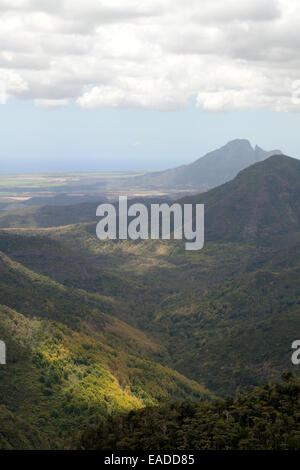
[
  {"left": 180, "top": 154, "right": 300, "bottom": 245},
  {"left": 133, "top": 139, "right": 282, "bottom": 190}
]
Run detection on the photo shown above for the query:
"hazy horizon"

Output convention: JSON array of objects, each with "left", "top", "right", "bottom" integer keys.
[
  {"left": 0, "top": 133, "right": 295, "bottom": 174},
  {"left": 0, "top": 1, "right": 300, "bottom": 173}
]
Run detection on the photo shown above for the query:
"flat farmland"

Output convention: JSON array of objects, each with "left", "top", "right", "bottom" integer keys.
[{"left": 0, "top": 171, "right": 143, "bottom": 191}]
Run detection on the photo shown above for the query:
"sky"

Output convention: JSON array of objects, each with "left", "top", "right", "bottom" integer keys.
[{"left": 0, "top": 0, "right": 300, "bottom": 172}]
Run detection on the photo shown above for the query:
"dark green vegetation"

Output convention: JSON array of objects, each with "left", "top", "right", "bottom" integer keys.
[
  {"left": 181, "top": 153, "right": 300, "bottom": 245},
  {"left": 0, "top": 196, "right": 169, "bottom": 229},
  {"left": 0, "top": 202, "right": 102, "bottom": 229},
  {"left": 0, "top": 153, "right": 300, "bottom": 449},
  {"left": 0, "top": 240, "right": 211, "bottom": 449},
  {"left": 78, "top": 374, "right": 300, "bottom": 450}
]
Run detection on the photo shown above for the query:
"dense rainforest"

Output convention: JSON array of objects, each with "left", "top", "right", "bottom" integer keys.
[
  {"left": 0, "top": 154, "right": 300, "bottom": 449},
  {"left": 77, "top": 374, "right": 300, "bottom": 451}
]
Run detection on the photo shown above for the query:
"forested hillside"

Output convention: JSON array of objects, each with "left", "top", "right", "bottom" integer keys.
[
  {"left": 180, "top": 154, "right": 300, "bottom": 245},
  {"left": 1, "top": 154, "right": 300, "bottom": 448},
  {"left": 77, "top": 374, "right": 300, "bottom": 450},
  {"left": 0, "top": 249, "right": 211, "bottom": 449}
]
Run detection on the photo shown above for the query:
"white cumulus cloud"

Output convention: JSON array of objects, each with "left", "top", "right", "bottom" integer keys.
[{"left": 0, "top": 0, "right": 299, "bottom": 111}]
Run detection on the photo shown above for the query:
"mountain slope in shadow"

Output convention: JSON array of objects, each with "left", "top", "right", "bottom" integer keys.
[{"left": 180, "top": 154, "right": 300, "bottom": 245}]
